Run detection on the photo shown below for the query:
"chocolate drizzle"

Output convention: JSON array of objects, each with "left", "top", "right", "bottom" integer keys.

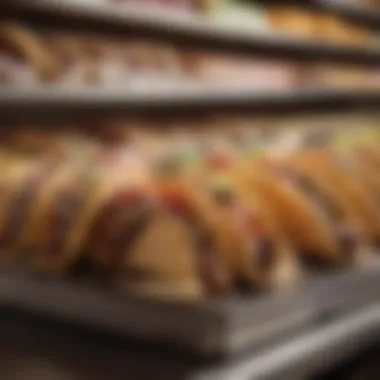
[
  {"left": 45, "top": 188, "right": 84, "bottom": 258},
  {"left": 191, "top": 223, "right": 226, "bottom": 294},
  {"left": 289, "top": 170, "right": 361, "bottom": 261},
  {"left": 289, "top": 172, "right": 342, "bottom": 222},
  {"left": 336, "top": 225, "right": 359, "bottom": 262},
  {"left": 253, "top": 236, "right": 276, "bottom": 272},
  {"left": 0, "top": 188, "right": 31, "bottom": 249},
  {"left": 89, "top": 195, "right": 151, "bottom": 272},
  {"left": 167, "top": 202, "right": 226, "bottom": 295},
  {"left": 0, "top": 169, "right": 47, "bottom": 251}
]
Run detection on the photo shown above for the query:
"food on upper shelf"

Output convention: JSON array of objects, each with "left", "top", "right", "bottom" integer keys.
[
  {"left": 0, "top": 122, "right": 379, "bottom": 302},
  {"left": 2, "top": 20, "right": 380, "bottom": 90},
  {"left": 110, "top": 0, "right": 198, "bottom": 12},
  {"left": 360, "top": 0, "right": 380, "bottom": 4},
  {"left": 0, "top": 22, "right": 190, "bottom": 87},
  {"left": 313, "top": 13, "right": 367, "bottom": 45},
  {"left": 0, "top": 23, "right": 58, "bottom": 85},
  {"left": 296, "top": 64, "right": 380, "bottom": 89},
  {"left": 265, "top": 5, "right": 368, "bottom": 45},
  {"left": 186, "top": 51, "right": 297, "bottom": 89},
  {"left": 266, "top": 6, "right": 316, "bottom": 38},
  {"left": 0, "top": 21, "right": 299, "bottom": 90},
  {"left": 201, "top": 0, "right": 269, "bottom": 31}
]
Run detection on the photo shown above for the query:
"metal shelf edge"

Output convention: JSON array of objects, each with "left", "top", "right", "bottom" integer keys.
[
  {"left": 1, "top": 87, "right": 380, "bottom": 122},
  {"left": 198, "top": 305, "right": 380, "bottom": 380},
  {"left": 2, "top": 0, "right": 380, "bottom": 64}
]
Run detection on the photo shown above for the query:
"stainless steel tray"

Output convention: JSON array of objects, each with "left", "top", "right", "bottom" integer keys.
[
  {"left": 196, "top": 304, "right": 380, "bottom": 380},
  {"left": 0, "top": 262, "right": 380, "bottom": 357},
  {"left": 0, "top": 270, "right": 315, "bottom": 357},
  {"left": 0, "top": 304, "right": 379, "bottom": 380},
  {"left": 308, "top": 262, "right": 380, "bottom": 319}
]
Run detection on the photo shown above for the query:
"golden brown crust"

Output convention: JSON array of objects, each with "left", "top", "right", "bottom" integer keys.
[
  {"left": 243, "top": 164, "right": 341, "bottom": 264},
  {"left": 290, "top": 150, "right": 380, "bottom": 245},
  {"left": 20, "top": 163, "right": 77, "bottom": 252},
  {"left": 265, "top": 6, "right": 316, "bottom": 37},
  {"left": 0, "top": 22, "right": 59, "bottom": 82},
  {"left": 229, "top": 169, "right": 300, "bottom": 290}
]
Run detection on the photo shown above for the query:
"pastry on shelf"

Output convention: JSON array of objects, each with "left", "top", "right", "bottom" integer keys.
[
  {"left": 0, "top": 22, "right": 59, "bottom": 85},
  {"left": 313, "top": 13, "right": 367, "bottom": 45},
  {"left": 278, "top": 150, "right": 375, "bottom": 266},
  {"left": 43, "top": 33, "right": 97, "bottom": 86},
  {"left": 265, "top": 6, "right": 316, "bottom": 38},
  {"left": 0, "top": 123, "right": 377, "bottom": 301}
]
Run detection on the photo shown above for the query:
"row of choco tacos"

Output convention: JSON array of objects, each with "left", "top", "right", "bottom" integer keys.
[{"left": 0, "top": 125, "right": 379, "bottom": 302}]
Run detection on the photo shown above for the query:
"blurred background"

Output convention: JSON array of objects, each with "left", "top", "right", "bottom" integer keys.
[{"left": 2, "top": 1, "right": 380, "bottom": 380}]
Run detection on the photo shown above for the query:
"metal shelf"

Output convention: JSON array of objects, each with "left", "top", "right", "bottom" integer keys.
[
  {"left": 317, "top": 0, "right": 380, "bottom": 31},
  {"left": 0, "top": 304, "right": 379, "bottom": 380},
  {"left": 0, "top": 262, "right": 380, "bottom": 358},
  {"left": 197, "top": 305, "right": 380, "bottom": 380},
  {"left": 0, "top": 269, "right": 316, "bottom": 358},
  {"left": 2, "top": 87, "right": 380, "bottom": 123},
  {"left": 309, "top": 262, "right": 380, "bottom": 318},
  {"left": 2, "top": 0, "right": 380, "bottom": 65}
]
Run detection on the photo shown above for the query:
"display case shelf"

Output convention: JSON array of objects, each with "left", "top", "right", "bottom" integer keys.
[
  {"left": 316, "top": 0, "right": 380, "bottom": 31},
  {"left": 2, "top": 0, "right": 380, "bottom": 65},
  {"left": 0, "top": 262, "right": 379, "bottom": 358},
  {"left": 2, "top": 87, "right": 380, "bottom": 123}
]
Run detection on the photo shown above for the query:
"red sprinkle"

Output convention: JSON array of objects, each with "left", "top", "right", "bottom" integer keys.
[
  {"left": 114, "top": 188, "right": 142, "bottom": 204},
  {"left": 247, "top": 215, "right": 267, "bottom": 237},
  {"left": 160, "top": 190, "right": 189, "bottom": 213},
  {"left": 206, "top": 154, "right": 232, "bottom": 171}
]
